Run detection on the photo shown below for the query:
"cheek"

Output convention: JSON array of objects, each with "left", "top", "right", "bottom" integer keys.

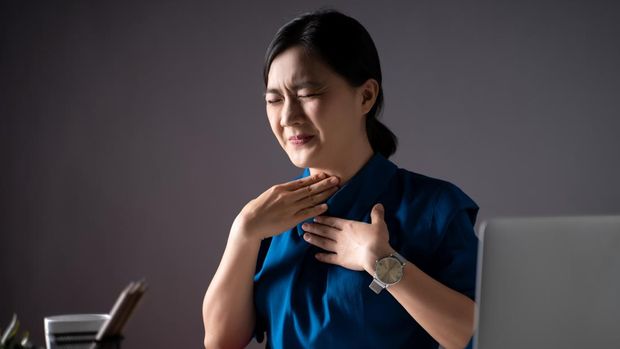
[
  {"left": 266, "top": 106, "right": 278, "bottom": 125},
  {"left": 266, "top": 111, "right": 283, "bottom": 138},
  {"left": 317, "top": 96, "right": 358, "bottom": 130}
]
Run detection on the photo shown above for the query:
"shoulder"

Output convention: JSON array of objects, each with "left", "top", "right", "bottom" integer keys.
[
  {"left": 393, "top": 167, "right": 476, "bottom": 204},
  {"left": 391, "top": 167, "right": 479, "bottom": 231},
  {"left": 386, "top": 166, "right": 479, "bottom": 256},
  {"left": 394, "top": 167, "right": 448, "bottom": 193}
]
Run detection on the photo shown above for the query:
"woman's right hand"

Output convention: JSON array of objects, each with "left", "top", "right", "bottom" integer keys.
[{"left": 231, "top": 172, "right": 341, "bottom": 242}]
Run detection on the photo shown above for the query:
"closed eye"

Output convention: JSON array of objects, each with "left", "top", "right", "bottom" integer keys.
[
  {"left": 298, "top": 93, "right": 320, "bottom": 98},
  {"left": 266, "top": 93, "right": 321, "bottom": 104}
]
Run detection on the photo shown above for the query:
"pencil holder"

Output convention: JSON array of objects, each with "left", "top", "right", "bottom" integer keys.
[
  {"left": 44, "top": 336, "right": 123, "bottom": 349},
  {"left": 90, "top": 336, "right": 123, "bottom": 349},
  {"left": 44, "top": 314, "right": 118, "bottom": 349}
]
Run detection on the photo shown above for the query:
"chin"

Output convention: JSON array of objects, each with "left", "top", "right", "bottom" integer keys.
[
  {"left": 288, "top": 153, "right": 313, "bottom": 169},
  {"left": 286, "top": 147, "right": 321, "bottom": 169}
]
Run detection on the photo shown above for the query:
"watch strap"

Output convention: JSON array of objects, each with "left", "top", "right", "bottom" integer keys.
[
  {"left": 369, "top": 279, "right": 386, "bottom": 294},
  {"left": 391, "top": 251, "right": 406, "bottom": 265}
]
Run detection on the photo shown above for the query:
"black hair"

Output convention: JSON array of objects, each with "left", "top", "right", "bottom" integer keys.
[{"left": 262, "top": 8, "right": 398, "bottom": 159}]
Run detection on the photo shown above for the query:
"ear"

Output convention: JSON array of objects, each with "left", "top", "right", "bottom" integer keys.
[{"left": 359, "top": 78, "right": 380, "bottom": 116}]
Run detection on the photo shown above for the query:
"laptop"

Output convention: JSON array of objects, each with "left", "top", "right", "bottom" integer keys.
[{"left": 473, "top": 215, "right": 620, "bottom": 349}]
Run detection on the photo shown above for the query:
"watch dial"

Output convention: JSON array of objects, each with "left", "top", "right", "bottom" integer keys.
[{"left": 376, "top": 257, "right": 403, "bottom": 284}]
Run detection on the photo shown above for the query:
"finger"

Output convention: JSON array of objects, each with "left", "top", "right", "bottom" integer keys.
[
  {"left": 314, "top": 252, "right": 339, "bottom": 265},
  {"left": 313, "top": 215, "right": 344, "bottom": 230},
  {"left": 302, "top": 221, "right": 338, "bottom": 240},
  {"left": 290, "top": 175, "right": 340, "bottom": 202},
  {"left": 282, "top": 172, "right": 327, "bottom": 191},
  {"left": 294, "top": 203, "right": 328, "bottom": 222},
  {"left": 297, "top": 185, "right": 339, "bottom": 208},
  {"left": 370, "top": 203, "right": 385, "bottom": 225},
  {"left": 302, "top": 232, "right": 337, "bottom": 252}
]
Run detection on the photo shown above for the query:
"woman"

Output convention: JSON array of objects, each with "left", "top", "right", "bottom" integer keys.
[{"left": 202, "top": 8, "right": 479, "bottom": 349}]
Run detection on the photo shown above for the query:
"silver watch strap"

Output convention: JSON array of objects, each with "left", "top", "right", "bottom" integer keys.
[
  {"left": 391, "top": 251, "right": 406, "bottom": 265},
  {"left": 369, "top": 279, "right": 386, "bottom": 294}
]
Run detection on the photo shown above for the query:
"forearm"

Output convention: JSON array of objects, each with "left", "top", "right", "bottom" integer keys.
[
  {"left": 202, "top": 226, "right": 261, "bottom": 349},
  {"left": 364, "top": 250, "right": 474, "bottom": 349}
]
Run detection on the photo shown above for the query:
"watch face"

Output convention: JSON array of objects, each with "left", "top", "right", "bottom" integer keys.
[{"left": 376, "top": 256, "right": 403, "bottom": 284}]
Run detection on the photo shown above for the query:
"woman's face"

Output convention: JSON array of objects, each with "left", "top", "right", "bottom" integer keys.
[{"left": 265, "top": 45, "right": 375, "bottom": 169}]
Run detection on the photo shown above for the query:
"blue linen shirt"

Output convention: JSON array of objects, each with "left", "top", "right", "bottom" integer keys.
[{"left": 252, "top": 152, "right": 479, "bottom": 349}]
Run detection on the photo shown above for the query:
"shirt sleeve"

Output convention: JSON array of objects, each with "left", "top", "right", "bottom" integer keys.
[
  {"left": 430, "top": 182, "right": 480, "bottom": 302},
  {"left": 252, "top": 236, "right": 271, "bottom": 343}
]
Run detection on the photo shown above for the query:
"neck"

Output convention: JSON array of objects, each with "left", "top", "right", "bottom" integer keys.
[{"left": 309, "top": 142, "right": 375, "bottom": 187}]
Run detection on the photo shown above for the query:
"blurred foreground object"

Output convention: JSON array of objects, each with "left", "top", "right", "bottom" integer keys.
[
  {"left": 43, "top": 279, "right": 147, "bottom": 349},
  {"left": 1, "top": 314, "right": 41, "bottom": 349}
]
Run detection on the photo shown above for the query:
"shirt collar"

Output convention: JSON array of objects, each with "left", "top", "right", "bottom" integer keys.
[{"left": 295, "top": 152, "right": 398, "bottom": 237}]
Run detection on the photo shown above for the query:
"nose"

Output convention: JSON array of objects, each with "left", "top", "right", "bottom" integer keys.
[{"left": 280, "top": 97, "right": 305, "bottom": 127}]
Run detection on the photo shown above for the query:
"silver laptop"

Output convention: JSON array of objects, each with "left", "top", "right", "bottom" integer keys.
[{"left": 473, "top": 215, "right": 620, "bottom": 349}]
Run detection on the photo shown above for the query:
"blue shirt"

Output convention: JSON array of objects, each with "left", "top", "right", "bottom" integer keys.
[{"left": 253, "top": 152, "right": 479, "bottom": 348}]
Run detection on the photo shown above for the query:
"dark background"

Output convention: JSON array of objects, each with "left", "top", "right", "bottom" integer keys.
[{"left": 1, "top": 0, "right": 619, "bottom": 348}]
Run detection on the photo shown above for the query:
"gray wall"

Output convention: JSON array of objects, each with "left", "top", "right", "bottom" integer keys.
[{"left": 1, "top": 0, "right": 618, "bottom": 348}]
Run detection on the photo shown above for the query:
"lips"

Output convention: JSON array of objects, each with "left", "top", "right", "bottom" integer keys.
[
  {"left": 288, "top": 134, "right": 315, "bottom": 146},
  {"left": 289, "top": 134, "right": 314, "bottom": 141}
]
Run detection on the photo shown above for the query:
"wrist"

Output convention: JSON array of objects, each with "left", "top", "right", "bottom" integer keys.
[
  {"left": 229, "top": 218, "right": 261, "bottom": 246},
  {"left": 363, "top": 242, "right": 396, "bottom": 276}
]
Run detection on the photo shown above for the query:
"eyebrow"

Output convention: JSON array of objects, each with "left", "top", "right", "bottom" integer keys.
[{"left": 263, "top": 80, "right": 325, "bottom": 96}]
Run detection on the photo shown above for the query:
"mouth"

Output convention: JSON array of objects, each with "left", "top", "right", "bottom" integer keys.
[{"left": 288, "top": 134, "right": 315, "bottom": 146}]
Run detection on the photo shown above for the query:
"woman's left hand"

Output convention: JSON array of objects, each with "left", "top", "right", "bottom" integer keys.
[{"left": 301, "top": 203, "right": 395, "bottom": 274}]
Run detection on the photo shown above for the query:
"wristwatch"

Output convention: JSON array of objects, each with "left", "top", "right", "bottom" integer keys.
[{"left": 368, "top": 251, "right": 406, "bottom": 294}]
